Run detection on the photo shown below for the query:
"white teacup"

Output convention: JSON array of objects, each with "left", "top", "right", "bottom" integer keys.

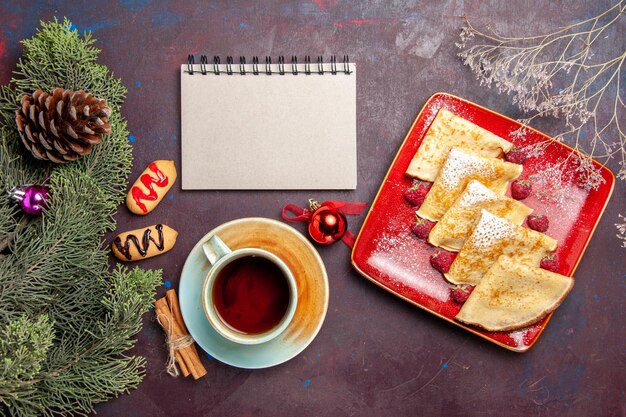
[{"left": 201, "top": 235, "right": 298, "bottom": 345}]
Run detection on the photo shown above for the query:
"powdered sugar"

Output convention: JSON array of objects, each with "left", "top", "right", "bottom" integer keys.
[
  {"left": 440, "top": 148, "right": 490, "bottom": 189},
  {"left": 469, "top": 210, "right": 515, "bottom": 248},
  {"left": 368, "top": 226, "right": 450, "bottom": 302},
  {"left": 373, "top": 230, "right": 414, "bottom": 254},
  {"left": 368, "top": 253, "right": 450, "bottom": 302},
  {"left": 528, "top": 161, "right": 573, "bottom": 205},
  {"left": 458, "top": 180, "right": 498, "bottom": 207},
  {"left": 508, "top": 329, "right": 528, "bottom": 348}
]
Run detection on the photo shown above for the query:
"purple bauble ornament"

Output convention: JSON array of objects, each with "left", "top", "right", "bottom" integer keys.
[{"left": 9, "top": 185, "right": 50, "bottom": 216}]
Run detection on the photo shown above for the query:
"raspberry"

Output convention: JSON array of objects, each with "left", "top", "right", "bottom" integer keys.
[
  {"left": 511, "top": 180, "right": 532, "bottom": 200},
  {"left": 450, "top": 285, "right": 475, "bottom": 303},
  {"left": 430, "top": 250, "right": 456, "bottom": 274},
  {"left": 504, "top": 147, "right": 528, "bottom": 164},
  {"left": 404, "top": 183, "right": 431, "bottom": 207},
  {"left": 527, "top": 214, "right": 549, "bottom": 232},
  {"left": 540, "top": 252, "right": 559, "bottom": 272},
  {"left": 411, "top": 217, "right": 435, "bottom": 239}
]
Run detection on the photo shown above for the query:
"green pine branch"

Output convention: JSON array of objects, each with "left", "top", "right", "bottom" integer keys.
[{"left": 0, "top": 18, "right": 161, "bottom": 416}]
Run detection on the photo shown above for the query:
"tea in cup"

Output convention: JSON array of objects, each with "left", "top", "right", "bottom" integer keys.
[{"left": 201, "top": 235, "right": 298, "bottom": 345}]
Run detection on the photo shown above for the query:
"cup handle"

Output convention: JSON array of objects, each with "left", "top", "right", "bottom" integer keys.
[{"left": 202, "top": 235, "right": 232, "bottom": 266}]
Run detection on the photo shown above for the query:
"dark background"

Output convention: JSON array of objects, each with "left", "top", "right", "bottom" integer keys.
[{"left": 2, "top": 1, "right": 624, "bottom": 416}]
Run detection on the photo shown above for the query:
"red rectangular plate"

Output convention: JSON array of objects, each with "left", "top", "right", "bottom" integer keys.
[{"left": 351, "top": 93, "right": 615, "bottom": 352}]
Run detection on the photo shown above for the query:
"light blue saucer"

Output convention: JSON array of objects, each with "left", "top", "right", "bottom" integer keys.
[{"left": 179, "top": 217, "right": 329, "bottom": 369}]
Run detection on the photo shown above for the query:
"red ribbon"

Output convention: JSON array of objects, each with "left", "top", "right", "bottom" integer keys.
[
  {"left": 281, "top": 204, "right": 313, "bottom": 222},
  {"left": 282, "top": 201, "right": 368, "bottom": 248}
]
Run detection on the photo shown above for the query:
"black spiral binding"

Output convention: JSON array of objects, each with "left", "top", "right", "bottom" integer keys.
[
  {"left": 200, "top": 55, "right": 208, "bottom": 74},
  {"left": 252, "top": 56, "right": 259, "bottom": 75},
  {"left": 278, "top": 56, "right": 285, "bottom": 75},
  {"left": 186, "top": 55, "right": 352, "bottom": 75},
  {"left": 291, "top": 56, "right": 298, "bottom": 74},
  {"left": 239, "top": 56, "right": 246, "bottom": 74},
  {"left": 226, "top": 56, "right": 234, "bottom": 74},
  {"left": 213, "top": 56, "right": 220, "bottom": 75},
  {"left": 343, "top": 55, "right": 350, "bottom": 74},
  {"left": 187, "top": 55, "right": 194, "bottom": 75},
  {"left": 265, "top": 56, "right": 272, "bottom": 75},
  {"left": 317, "top": 56, "right": 324, "bottom": 74}
]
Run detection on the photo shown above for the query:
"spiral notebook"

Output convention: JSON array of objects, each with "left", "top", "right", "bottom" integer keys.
[{"left": 181, "top": 55, "right": 357, "bottom": 190}]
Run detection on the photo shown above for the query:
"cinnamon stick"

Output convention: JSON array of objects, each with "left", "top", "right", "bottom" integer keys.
[
  {"left": 166, "top": 289, "right": 188, "bottom": 333},
  {"left": 177, "top": 350, "right": 190, "bottom": 377},
  {"left": 155, "top": 304, "right": 203, "bottom": 379},
  {"left": 155, "top": 297, "right": 207, "bottom": 379},
  {"left": 154, "top": 306, "right": 191, "bottom": 377},
  {"left": 155, "top": 307, "right": 191, "bottom": 377},
  {"left": 165, "top": 289, "right": 199, "bottom": 357}
]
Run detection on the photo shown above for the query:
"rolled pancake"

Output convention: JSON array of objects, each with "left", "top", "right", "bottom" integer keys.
[
  {"left": 444, "top": 210, "right": 557, "bottom": 285},
  {"left": 428, "top": 180, "right": 533, "bottom": 252},
  {"left": 405, "top": 108, "right": 513, "bottom": 181},
  {"left": 455, "top": 256, "right": 574, "bottom": 332},
  {"left": 416, "top": 148, "right": 522, "bottom": 222}
]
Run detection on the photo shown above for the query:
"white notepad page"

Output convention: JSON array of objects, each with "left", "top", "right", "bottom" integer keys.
[{"left": 180, "top": 62, "right": 356, "bottom": 190}]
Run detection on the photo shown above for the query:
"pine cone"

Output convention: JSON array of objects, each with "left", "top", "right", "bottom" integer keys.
[{"left": 15, "top": 88, "right": 112, "bottom": 163}]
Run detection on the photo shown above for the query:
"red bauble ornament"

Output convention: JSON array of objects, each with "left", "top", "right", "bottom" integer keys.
[
  {"left": 307, "top": 199, "right": 347, "bottom": 245},
  {"left": 281, "top": 199, "right": 368, "bottom": 247}
]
